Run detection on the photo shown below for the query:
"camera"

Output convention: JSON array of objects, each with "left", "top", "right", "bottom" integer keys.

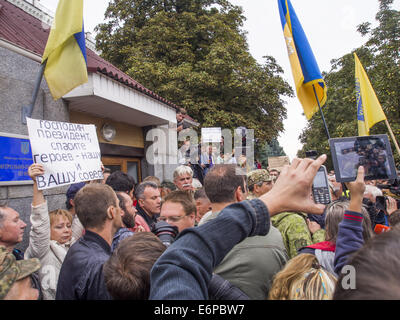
[
  {"left": 376, "top": 177, "right": 400, "bottom": 209},
  {"left": 377, "top": 177, "right": 400, "bottom": 197},
  {"left": 151, "top": 220, "right": 179, "bottom": 248}
]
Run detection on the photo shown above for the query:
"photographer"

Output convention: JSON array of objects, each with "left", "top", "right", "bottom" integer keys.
[
  {"left": 158, "top": 191, "right": 196, "bottom": 233},
  {"left": 364, "top": 184, "right": 399, "bottom": 230},
  {"left": 362, "top": 184, "right": 385, "bottom": 228}
]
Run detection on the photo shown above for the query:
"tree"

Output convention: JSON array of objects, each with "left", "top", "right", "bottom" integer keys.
[
  {"left": 95, "top": 0, "right": 293, "bottom": 142},
  {"left": 256, "top": 138, "right": 286, "bottom": 169},
  {"left": 298, "top": 0, "right": 400, "bottom": 169}
]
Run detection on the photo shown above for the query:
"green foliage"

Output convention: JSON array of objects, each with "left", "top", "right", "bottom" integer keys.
[
  {"left": 95, "top": 0, "right": 293, "bottom": 142},
  {"left": 298, "top": 0, "right": 400, "bottom": 170},
  {"left": 256, "top": 138, "right": 286, "bottom": 168}
]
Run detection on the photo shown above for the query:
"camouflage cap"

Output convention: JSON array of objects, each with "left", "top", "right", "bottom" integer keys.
[
  {"left": 0, "top": 246, "right": 40, "bottom": 299},
  {"left": 247, "top": 169, "right": 272, "bottom": 187}
]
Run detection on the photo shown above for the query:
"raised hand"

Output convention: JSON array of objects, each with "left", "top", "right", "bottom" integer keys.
[{"left": 259, "top": 154, "right": 327, "bottom": 216}]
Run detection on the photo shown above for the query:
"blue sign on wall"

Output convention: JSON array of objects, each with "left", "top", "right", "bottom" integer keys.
[{"left": 0, "top": 134, "right": 33, "bottom": 185}]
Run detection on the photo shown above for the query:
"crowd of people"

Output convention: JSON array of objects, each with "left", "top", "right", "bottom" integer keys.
[{"left": 1, "top": 151, "right": 400, "bottom": 300}]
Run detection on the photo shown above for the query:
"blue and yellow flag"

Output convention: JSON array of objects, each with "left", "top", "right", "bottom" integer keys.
[
  {"left": 42, "top": 0, "right": 88, "bottom": 100},
  {"left": 277, "top": 0, "right": 327, "bottom": 119},
  {"left": 354, "top": 53, "right": 386, "bottom": 136}
]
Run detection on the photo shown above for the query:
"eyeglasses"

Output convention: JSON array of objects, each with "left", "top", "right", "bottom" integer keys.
[{"left": 158, "top": 215, "right": 186, "bottom": 223}]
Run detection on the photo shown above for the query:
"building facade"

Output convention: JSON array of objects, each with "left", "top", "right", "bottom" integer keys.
[{"left": 0, "top": 0, "right": 179, "bottom": 250}]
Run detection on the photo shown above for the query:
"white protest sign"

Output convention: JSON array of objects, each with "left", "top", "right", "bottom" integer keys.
[
  {"left": 201, "top": 127, "right": 222, "bottom": 143},
  {"left": 27, "top": 118, "right": 103, "bottom": 190}
]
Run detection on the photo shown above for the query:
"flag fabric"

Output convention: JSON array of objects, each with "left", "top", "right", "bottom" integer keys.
[
  {"left": 277, "top": 0, "right": 327, "bottom": 120},
  {"left": 354, "top": 53, "right": 386, "bottom": 136},
  {"left": 42, "top": 0, "right": 88, "bottom": 100}
]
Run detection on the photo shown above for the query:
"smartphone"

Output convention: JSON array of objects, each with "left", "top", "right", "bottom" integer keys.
[{"left": 312, "top": 165, "right": 332, "bottom": 205}]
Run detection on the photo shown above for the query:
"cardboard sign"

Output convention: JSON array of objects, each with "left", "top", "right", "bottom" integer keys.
[
  {"left": 27, "top": 118, "right": 103, "bottom": 190},
  {"left": 268, "top": 156, "right": 290, "bottom": 171},
  {"left": 201, "top": 127, "right": 222, "bottom": 143}
]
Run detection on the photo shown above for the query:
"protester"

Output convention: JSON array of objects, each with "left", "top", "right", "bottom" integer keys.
[
  {"left": 246, "top": 169, "right": 274, "bottom": 200},
  {"left": 216, "top": 152, "right": 224, "bottom": 164},
  {"left": 298, "top": 170, "right": 373, "bottom": 276},
  {"left": 104, "top": 233, "right": 166, "bottom": 300},
  {"left": 362, "top": 184, "right": 396, "bottom": 229},
  {"left": 176, "top": 107, "right": 186, "bottom": 134},
  {"left": 271, "top": 208, "right": 326, "bottom": 259},
  {"left": 102, "top": 167, "right": 111, "bottom": 184},
  {"left": 268, "top": 168, "right": 280, "bottom": 181},
  {"left": 255, "top": 159, "right": 262, "bottom": 169},
  {"left": 56, "top": 183, "right": 122, "bottom": 300},
  {"left": 135, "top": 181, "right": 161, "bottom": 229},
  {"left": 178, "top": 139, "right": 191, "bottom": 165},
  {"left": 159, "top": 191, "right": 196, "bottom": 232},
  {"left": 24, "top": 164, "right": 77, "bottom": 300},
  {"left": 173, "top": 165, "right": 194, "bottom": 192},
  {"left": 299, "top": 200, "right": 373, "bottom": 275},
  {"left": 331, "top": 166, "right": 378, "bottom": 289},
  {"left": 149, "top": 155, "right": 328, "bottom": 299},
  {"left": 160, "top": 180, "right": 177, "bottom": 199},
  {"left": 268, "top": 253, "right": 337, "bottom": 300},
  {"left": 106, "top": 171, "right": 136, "bottom": 202},
  {"left": 199, "top": 164, "right": 288, "bottom": 299},
  {"left": 0, "top": 246, "right": 40, "bottom": 300},
  {"left": 193, "top": 188, "right": 212, "bottom": 225},
  {"left": 111, "top": 192, "right": 137, "bottom": 251},
  {"left": 65, "top": 182, "right": 86, "bottom": 240},
  {"left": 104, "top": 230, "right": 249, "bottom": 300},
  {"left": 388, "top": 209, "right": 400, "bottom": 227},
  {"left": 106, "top": 172, "right": 149, "bottom": 232},
  {"left": 0, "top": 199, "right": 42, "bottom": 299},
  {"left": 334, "top": 227, "right": 400, "bottom": 299},
  {"left": 200, "top": 145, "right": 216, "bottom": 176},
  {"left": 327, "top": 173, "right": 343, "bottom": 201},
  {"left": 143, "top": 176, "right": 161, "bottom": 188}
]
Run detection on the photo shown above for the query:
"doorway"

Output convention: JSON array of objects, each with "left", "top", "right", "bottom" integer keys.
[{"left": 101, "top": 156, "right": 141, "bottom": 184}]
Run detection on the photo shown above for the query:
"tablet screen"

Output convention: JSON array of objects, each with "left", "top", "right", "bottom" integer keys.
[{"left": 329, "top": 135, "right": 397, "bottom": 182}]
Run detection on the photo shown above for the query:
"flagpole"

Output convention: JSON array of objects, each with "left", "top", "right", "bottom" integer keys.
[
  {"left": 312, "top": 84, "right": 331, "bottom": 140},
  {"left": 21, "top": 60, "right": 47, "bottom": 124},
  {"left": 385, "top": 119, "right": 400, "bottom": 158}
]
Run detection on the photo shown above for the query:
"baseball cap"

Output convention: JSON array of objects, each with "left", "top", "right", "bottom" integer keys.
[
  {"left": 0, "top": 246, "right": 40, "bottom": 299},
  {"left": 247, "top": 169, "right": 272, "bottom": 187},
  {"left": 66, "top": 182, "right": 86, "bottom": 203}
]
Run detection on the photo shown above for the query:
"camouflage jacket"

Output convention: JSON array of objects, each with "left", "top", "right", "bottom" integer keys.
[{"left": 271, "top": 211, "right": 325, "bottom": 259}]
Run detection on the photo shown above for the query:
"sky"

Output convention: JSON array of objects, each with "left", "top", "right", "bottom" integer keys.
[{"left": 38, "top": 0, "right": 400, "bottom": 160}]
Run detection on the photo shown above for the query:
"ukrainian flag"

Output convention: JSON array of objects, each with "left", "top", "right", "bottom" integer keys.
[
  {"left": 42, "top": 0, "right": 88, "bottom": 100},
  {"left": 354, "top": 53, "right": 386, "bottom": 136},
  {"left": 277, "top": 0, "right": 327, "bottom": 120}
]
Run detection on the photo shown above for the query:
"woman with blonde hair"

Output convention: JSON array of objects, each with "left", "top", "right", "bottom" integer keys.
[
  {"left": 25, "top": 164, "right": 77, "bottom": 300},
  {"left": 268, "top": 253, "right": 337, "bottom": 300}
]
